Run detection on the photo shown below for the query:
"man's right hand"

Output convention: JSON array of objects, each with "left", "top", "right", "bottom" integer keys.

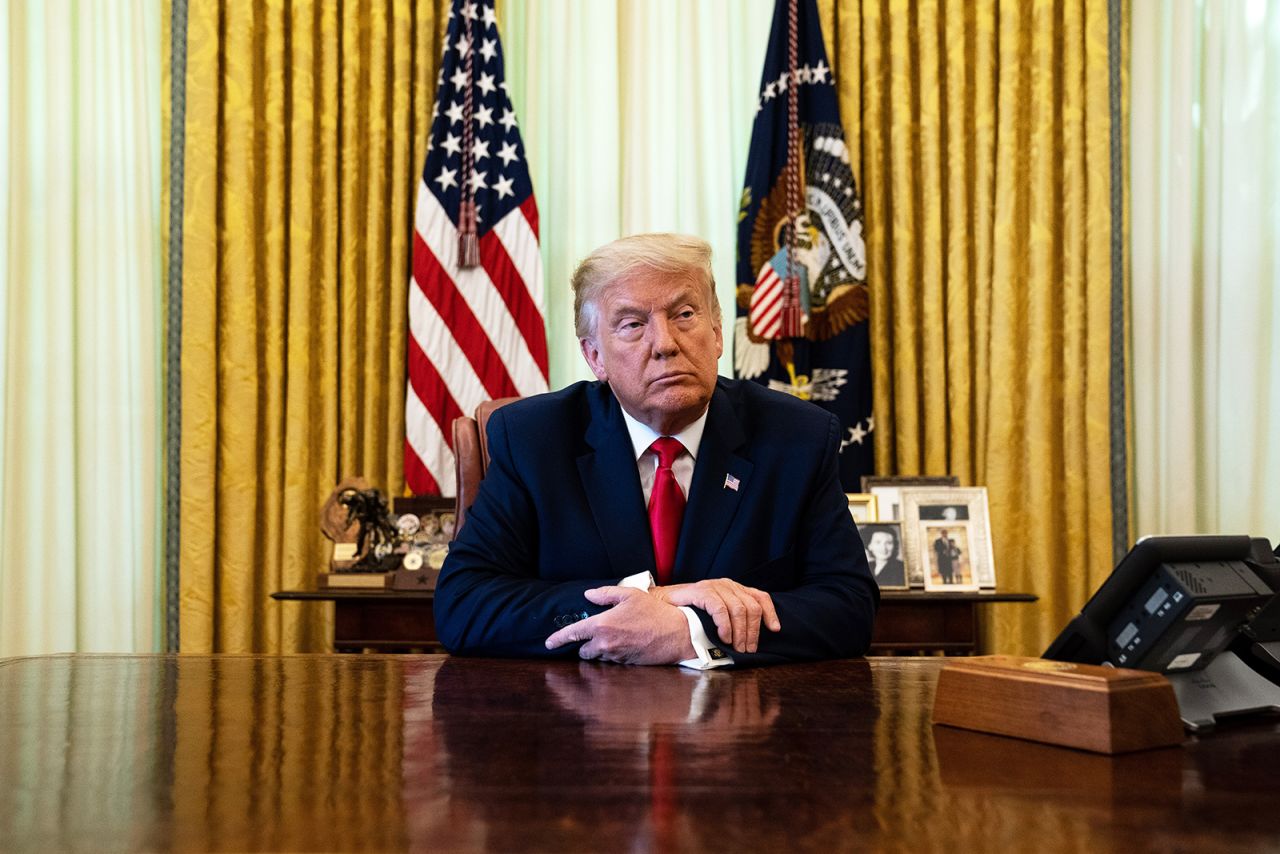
[{"left": 650, "top": 579, "right": 781, "bottom": 654}]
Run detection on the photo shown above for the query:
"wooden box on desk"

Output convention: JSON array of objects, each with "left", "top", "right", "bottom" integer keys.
[{"left": 932, "top": 655, "right": 1184, "bottom": 754}]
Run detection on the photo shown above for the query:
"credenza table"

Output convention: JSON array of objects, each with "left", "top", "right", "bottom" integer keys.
[
  {"left": 271, "top": 587, "right": 1038, "bottom": 655},
  {"left": 2, "top": 654, "right": 1277, "bottom": 852}
]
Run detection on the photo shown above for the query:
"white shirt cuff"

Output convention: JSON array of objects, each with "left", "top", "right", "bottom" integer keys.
[
  {"left": 677, "top": 606, "right": 732, "bottom": 669},
  {"left": 619, "top": 570, "right": 655, "bottom": 591}
]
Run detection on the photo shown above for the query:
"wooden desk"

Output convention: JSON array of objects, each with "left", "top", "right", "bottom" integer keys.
[
  {"left": 2, "top": 655, "right": 1277, "bottom": 852},
  {"left": 272, "top": 588, "right": 1036, "bottom": 655}
]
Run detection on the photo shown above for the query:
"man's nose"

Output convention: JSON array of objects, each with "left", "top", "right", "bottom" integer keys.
[{"left": 647, "top": 316, "right": 679, "bottom": 355}]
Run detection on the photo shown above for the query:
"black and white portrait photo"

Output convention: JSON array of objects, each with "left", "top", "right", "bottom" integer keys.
[{"left": 858, "top": 522, "right": 908, "bottom": 590}]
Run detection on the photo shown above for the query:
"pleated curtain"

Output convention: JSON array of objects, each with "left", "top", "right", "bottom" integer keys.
[
  {"left": 171, "top": 1, "right": 451, "bottom": 652},
  {"left": 819, "top": 0, "right": 1127, "bottom": 654}
]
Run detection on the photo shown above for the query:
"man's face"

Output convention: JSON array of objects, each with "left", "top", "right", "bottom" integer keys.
[
  {"left": 867, "top": 531, "right": 896, "bottom": 562},
  {"left": 580, "top": 270, "right": 723, "bottom": 435}
]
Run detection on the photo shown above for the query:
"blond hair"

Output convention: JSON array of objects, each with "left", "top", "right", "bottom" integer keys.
[{"left": 571, "top": 233, "right": 721, "bottom": 338}]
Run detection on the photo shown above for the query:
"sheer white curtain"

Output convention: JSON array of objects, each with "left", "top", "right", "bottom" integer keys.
[
  {"left": 0, "top": 0, "right": 162, "bottom": 654},
  {"left": 1132, "top": 0, "right": 1280, "bottom": 541},
  {"left": 498, "top": 0, "right": 773, "bottom": 388}
]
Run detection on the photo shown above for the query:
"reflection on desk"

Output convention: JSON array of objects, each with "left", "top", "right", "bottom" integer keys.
[{"left": 1, "top": 655, "right": 1278, "bottom": 852}]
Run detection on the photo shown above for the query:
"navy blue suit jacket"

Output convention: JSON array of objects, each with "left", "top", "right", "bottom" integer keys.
[{"left": 434, "top": 377, "right": 879, "bottom": 665}]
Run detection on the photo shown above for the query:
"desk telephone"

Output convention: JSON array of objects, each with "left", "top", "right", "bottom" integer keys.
[{"left": 1045, "top": 535, "right": 1280, "bottom": 731}]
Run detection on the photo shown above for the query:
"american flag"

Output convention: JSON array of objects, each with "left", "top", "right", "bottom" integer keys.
[{"left": 404, "top": 0, "right": 548, "bottom": 496}]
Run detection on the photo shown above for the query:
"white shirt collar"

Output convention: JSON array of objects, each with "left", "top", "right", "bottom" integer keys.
[{"left": 618, "top": 403, "right": 709, "bottom": 461}]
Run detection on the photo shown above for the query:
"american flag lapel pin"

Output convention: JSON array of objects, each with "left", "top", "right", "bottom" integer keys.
[{"left": 724, "top": 474, "right": 740, "bottom": 492}]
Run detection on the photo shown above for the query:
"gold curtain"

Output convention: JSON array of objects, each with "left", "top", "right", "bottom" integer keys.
[
  {"left": 819, "top": 0, "right": 1129, "bottom": 655},
  {"left": 170, "top": 1, "right": 451, "bottom": 652}
]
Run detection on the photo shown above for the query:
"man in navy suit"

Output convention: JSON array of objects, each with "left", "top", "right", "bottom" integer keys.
[{"left": 435, "top": 234, "right": 878, "bottom": 667}]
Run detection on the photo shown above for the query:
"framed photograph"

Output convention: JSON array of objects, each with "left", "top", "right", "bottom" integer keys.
[
  {"left": 919, "top": 520, "right": 981, "bottom": 591},
  {"left": 858, "top": 522, "right": 909, "bottom": 590},
  {"left": 860, "top": 475, "right": 960, "bottom": 521},
  {"left": 845, "top": 493, "right": 879, "bottom": 524},
  {"left": 900, "top": 487, "right": 996, "bottom": 588}
]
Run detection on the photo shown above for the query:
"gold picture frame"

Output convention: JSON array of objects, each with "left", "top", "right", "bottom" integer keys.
[{"left": 845, "top": 493, "right": 879, "bottom": 524}]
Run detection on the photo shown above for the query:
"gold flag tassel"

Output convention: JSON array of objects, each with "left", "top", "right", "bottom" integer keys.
[{"left": 458, "top": 201, "right": 480, "bottom": 267}]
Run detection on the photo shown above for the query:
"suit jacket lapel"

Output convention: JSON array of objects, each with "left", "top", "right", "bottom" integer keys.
[
  {"left": 577, "top": 388, "right": 655, "bottom": 578},
  {"left": 674, "top": 386, "right": 753, "bottom": 581}
]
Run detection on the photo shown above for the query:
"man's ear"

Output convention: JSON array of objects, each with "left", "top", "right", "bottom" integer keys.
[
  {"left": 713, "top": 319, "right": 724, "bottom": 360},
  {"left": 580, "top": 337, "right": 608, "bottom": 382}
]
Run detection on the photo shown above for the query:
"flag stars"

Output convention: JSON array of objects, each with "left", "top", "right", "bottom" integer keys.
[
  {"left": 474, "top": 104, "right": 494, "bottom": 128},
  {"left": 461, "top": 2, "right": 478, "bottom": 20},
  {"left": 493, "top": 174, "right": 515, "bottom": 200},
  {"left": 756, "top": 63, "right": 836, "bottom": 110},
  {"left": 479, "top": 39, "right": 497, "bottom": 63},
  {"left": 499, "top": 108, "right": 517, "bottom": 133},
  {"left": 497, "top": 140, "right": 519, "bottom": 166},
  {"left": 472, "top": 138, "right": 490, "bottom": 161},
  {"left": 451, "top": 67, "right": 469, "bottom": 91},
  {"left": 469, "top": 169, "right": 488, "bottom": 191},
  {"left": 482, "top": 5, "right": 497, "bottom": 29},
  {"left": 841, "top": 416, "right": 873, "bottom": 450},
  {"left": 445, "top": 100, "right": 465, "bottom": 125},
  {"left": 441, "top": 132, "right": 462, "bottom": 156},
  {"left": 455, "top": 35, "right": 471, "bottom": 56},
  {"left": 477, "top": 71, "right": 496, "bottom": 96},
  {"left": 435, "top": 165, "right": 458, "bottom": 191}
]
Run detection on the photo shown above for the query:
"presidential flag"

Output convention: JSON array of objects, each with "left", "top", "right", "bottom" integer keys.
[
  {"left": 404, "top": 0, "right": 548, "bottom": 496},
  {"left": 733, "top": 0, "right": 872, "bottom": 488}
]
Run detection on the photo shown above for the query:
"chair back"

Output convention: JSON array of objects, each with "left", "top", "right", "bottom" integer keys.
[{"left": 452, "top": 397, "right": 519, "bottom": 535}]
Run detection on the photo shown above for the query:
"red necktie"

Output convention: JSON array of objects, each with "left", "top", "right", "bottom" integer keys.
[{"left": 647, "top": 437, "right": 685, "bottom": 585}]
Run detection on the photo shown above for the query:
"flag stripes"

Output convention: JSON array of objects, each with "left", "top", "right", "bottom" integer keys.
[{"left": 404, "top": 0, "right": 548, "bottom": 496}]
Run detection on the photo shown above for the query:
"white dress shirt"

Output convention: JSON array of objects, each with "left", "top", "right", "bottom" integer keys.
[{"left": 616, "top": 405, "right": 731, "bottom": 670}]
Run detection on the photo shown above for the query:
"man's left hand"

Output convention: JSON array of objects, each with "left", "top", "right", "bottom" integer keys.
[{"left": 543, "top": 586, "right": 695, "bottom": 664}]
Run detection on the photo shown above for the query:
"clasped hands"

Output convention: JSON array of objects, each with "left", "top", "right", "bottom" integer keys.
[{"left": 544, "top": 578, "right": 780, "bottom": 665}]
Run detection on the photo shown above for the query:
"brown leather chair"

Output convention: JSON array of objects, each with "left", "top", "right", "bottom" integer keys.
[{"left": 451, "top": 397, "right": 520, "bottom": 535}]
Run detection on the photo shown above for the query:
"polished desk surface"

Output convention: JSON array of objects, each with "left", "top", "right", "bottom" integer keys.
[{"left": 2, "top": 655, "right": 1278, "bottom": 852}]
